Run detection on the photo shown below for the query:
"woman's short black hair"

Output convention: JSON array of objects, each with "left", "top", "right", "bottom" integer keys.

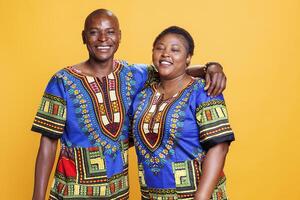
[{"left": 153, "top": 26, "right": 195, "bottom": 56}]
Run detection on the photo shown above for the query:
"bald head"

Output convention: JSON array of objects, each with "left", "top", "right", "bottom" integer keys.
[
  {"left": 84, "top": 9, "right": 119, "bottom": 30},
  {"left": 82, "top": 9, "right": 121, "bottom": 63}
]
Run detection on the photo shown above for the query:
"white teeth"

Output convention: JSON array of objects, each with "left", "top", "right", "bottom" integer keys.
[
  {"left": 97, "top": 46, "right": 110, "bottom": 49},
  {"left": 161, "top": 61, "right": 172, "bottom": 65}
]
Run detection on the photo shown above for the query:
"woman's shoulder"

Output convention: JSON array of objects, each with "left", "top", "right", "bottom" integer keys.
[
  {"left": 190, "top": 78, "right": 225, "bottom": 108},
  {"left": 119, "top": 60, "right": 152, "bottom": 73},
  {"left": 190, "top": 78, "right": 206, "bottom": 92},
  {"left": 187, "top": 78, "right": 214, "bottom": 104}
]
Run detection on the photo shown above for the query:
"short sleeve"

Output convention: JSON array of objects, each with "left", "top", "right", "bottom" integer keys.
[
  {"left": 195, "top": 82, "right": 234, "bottom": 150},
  {"left": 31, "top": 74, "right": 67, "bottom": 139}
]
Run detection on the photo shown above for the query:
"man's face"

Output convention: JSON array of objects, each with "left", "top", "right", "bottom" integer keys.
[{"left": 82, "top": 13, "right": 121, "bottom": 62}]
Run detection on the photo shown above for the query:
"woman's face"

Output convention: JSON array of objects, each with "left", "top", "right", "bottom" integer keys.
[{"left": 152, "top": 33, "right": 191, "bottom": 80}]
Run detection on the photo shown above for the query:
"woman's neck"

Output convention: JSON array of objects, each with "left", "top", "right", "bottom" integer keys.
[{"left": 158, "top": 73, "right": 192, "bottom": 99}]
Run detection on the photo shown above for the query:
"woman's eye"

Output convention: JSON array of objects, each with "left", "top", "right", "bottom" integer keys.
[
  {"left": 155, "top": 46, "right": 164, "bottom": 50},
  {"left": 108, "top": 30, "right": 115, "bottom": 34}
]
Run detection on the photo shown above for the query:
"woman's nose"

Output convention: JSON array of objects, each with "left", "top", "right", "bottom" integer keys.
[{"left": 162, "top": 50, "right": 170, "bottom": 57}]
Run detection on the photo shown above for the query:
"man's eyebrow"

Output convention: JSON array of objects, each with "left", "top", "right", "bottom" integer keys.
[{"left": 86, "top": 27, "right": 98, "bottom": 30}]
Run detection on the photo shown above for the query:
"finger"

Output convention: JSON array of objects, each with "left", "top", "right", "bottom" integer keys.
[
  {"left": 204, "top": 72, "right": 211, "bottom": 91},
  {"left": 212, "top": 73, "right": 222, "bottom": 97},
  {"left": 217, "top": 76, "right": 226, "bottom": 95},
  {"left": 208, "top": 73, "right": 218, "bottom": 96}
]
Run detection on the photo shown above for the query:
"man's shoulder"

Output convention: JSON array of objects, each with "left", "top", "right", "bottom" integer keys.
[
  {"left": 118, "top": 60, "right": 148, "bottom": 69},
  {"left": 118, "top": 60, "right": 151, "bottom": 74},
  {"left": 52, "top": 67, "right": 72, "bottom": 79}
]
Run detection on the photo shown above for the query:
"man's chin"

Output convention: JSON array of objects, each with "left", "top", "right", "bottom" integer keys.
[{"left": 92, "top": 55, "right": 114, "bottom": 63}]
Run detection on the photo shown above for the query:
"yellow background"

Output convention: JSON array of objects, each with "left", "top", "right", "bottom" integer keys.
[{"left": 0, "top": 0, "right": 299, "bottom": 199}]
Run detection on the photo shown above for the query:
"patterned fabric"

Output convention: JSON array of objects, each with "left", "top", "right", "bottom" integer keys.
[
  {"left": 49, "top": 146, "right": 129, "bottom": 200},
  {"left": 32, "top": 61, "right": 154, "bottom": 199},
  {"left": 132, "top": 78, "right": 234, "bottom": 199},
  {"left": 196, "top": 100, "right": 233, "bottom": 150},
  {"left": 32, "top": 93, "right": 66, "bottom": 139}
]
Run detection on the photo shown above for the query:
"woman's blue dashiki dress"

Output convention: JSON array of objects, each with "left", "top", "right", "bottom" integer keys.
[{"left": 131, "top": 78, "right": 235, "bottom": 200}]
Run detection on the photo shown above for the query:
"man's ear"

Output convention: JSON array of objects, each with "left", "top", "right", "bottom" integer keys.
[
  {"left": 119, "top": 30, "right": 122, "bottom": 43},
  {"left": 82, "top": 30, "right": 86, "bottom": 44}
]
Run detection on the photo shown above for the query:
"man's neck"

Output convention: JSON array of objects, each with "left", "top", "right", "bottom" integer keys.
[{"left": 85, "top": 58, "right": 114, "bottom": 78}]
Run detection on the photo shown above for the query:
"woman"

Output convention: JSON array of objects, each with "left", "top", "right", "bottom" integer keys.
[{"left": 131, "top": 26, "right": 235, "bottom": 200}]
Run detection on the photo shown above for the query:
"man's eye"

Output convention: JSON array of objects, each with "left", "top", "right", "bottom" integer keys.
[
  {"left": 108, "top": 30, "right": 115, "bottom": 34},
  {"left": 89, "top": 31, "right": 97, "bottom": 35}
]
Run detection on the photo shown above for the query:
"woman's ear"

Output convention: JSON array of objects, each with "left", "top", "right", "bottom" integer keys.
[{"left": 186, "top": 54, "right": 192, "bottom": 66}]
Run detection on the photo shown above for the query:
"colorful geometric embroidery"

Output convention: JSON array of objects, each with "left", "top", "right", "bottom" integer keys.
[
  {"left": 50, "top": 176, "right": 129, "bottom": 200},
  {"left": 133, "top": 83, "right": 194, "bottom": 174},
  {"left": 210, "top": 176, "right": 228, "bottom": 200},
  {"left": 138, "top": 164, "right": 147, "bottom": 187},
  {"left": 124, "top": 70, "right": 134, "bottom": 105},
  {"left": 121, "top": 140, "right": 129, "bottom": 167},
  {"left": 138, "top": 164, "right": 151, "bottom": 199},
  {"left": 172, "top": 160, "right": 200, "bottom": 197},
  {"left": 192, "top": 148, "right": 206, "bottom": 163},
  {"left": 58, "top": 70, "right": 122, "bottom": 156},
  {"left": 75, "top": 147, "right": 107, "bottom": 184},
  {"left": 67, "top": 62, "right": 124, "bottom": 141},
  {"left": 139, "top": 90, "right": 178, "bottom": 151},
  {"left": 196, "top": 100, "right": 233, "bottom": 144},
  {"left": 139, "top": 159, "right": 227, "bottom": 200},
  {"left": 32, "top": 93, "right": 66, "bottom": 138},
  {"left": 147, "top": 189, "right": 177, "bottom": 200},
  {"left": 50, "top": 146, "right": 129, "bottom": 199}
]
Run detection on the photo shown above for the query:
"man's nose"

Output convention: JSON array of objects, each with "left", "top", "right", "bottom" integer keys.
[{"left": 98, "top": 32, "right": 107, "bottom": 42}]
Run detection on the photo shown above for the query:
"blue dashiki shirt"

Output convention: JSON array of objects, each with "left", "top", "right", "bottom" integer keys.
[
  {"left": 132, "top": 78, "right": 235, "bottom": 200},
  {"left": 31, "top": 61, "right": 156, "bottom": 199}
]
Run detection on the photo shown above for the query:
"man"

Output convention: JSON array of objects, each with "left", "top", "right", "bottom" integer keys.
[{"left": 32, "top": 9, "right": 226, "bottom": 200}]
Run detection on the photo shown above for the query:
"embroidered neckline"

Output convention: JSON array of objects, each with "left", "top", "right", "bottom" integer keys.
[
  {"left": 133, "top": 79, "right": 201, "bottom": 174},
  {"left": 66, "top": 61, "right": 125, "bottom": 141},
  {"left": 68, "top": 60, "right": 120, "bottom": 79},
  {"left": 138, "top": 79, "right": 195, "bottom": 152}
]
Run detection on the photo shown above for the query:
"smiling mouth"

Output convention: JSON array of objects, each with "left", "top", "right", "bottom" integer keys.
[
  {"left": 95, "top": 45, "right": 111, "bottom": 51},
  {"left": 159, "top": 60, "right": 173, "bottom": 66}
]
